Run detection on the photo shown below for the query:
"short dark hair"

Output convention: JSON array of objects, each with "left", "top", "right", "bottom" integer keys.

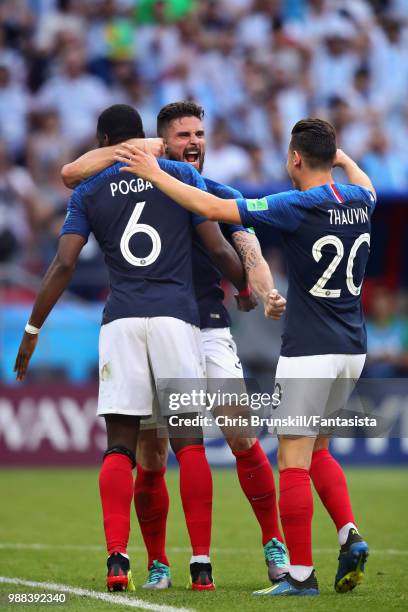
[
  {"left": 157, "top": 101, "right": 204, "bottom": 136},
  {"left": 290, "top": 118, "right": 337, "bottom": 169},
  {"left": 96, "top": 104, "right": 145, "bottom": 145}
]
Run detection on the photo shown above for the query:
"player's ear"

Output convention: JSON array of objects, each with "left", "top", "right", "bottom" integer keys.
[{"left": 293, "top": 150, "right": 302, "bottom": 168}]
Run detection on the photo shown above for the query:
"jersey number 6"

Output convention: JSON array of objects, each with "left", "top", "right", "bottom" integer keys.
[
  {"left": 120, "top": 201, "right": 162, "bottom": 267},
  {"left": 310, "top": 233, "right": 370, "bottom": 298}
]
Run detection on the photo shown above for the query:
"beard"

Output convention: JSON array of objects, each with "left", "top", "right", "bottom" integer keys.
[{"left": 165, "top": 147, "right": 205, "bottom": 174}]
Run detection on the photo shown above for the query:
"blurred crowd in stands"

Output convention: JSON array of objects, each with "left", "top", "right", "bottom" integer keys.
[{"left": 0, "top": 0, "right": 407, "bottom": 379}]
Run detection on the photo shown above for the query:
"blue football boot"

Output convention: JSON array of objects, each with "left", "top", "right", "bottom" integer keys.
[{"left": 335, "top": 528, "right": 369, "bottom": 593}]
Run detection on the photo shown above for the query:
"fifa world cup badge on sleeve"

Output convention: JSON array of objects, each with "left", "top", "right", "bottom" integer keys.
[{"left": 246, "top": 198, "right": 268, "bottom": 211}]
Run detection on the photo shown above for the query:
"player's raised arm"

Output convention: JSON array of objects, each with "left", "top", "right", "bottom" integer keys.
[
  {"left": 14, "top": 234, "right": 86, "bottom": 380},
  {"left": 334, "top": 149, "right": 376, "bottom": 199},
  {"left": 115, "top": 143, "right": 241, "bottom": 224},
  {"left": 61, "top": 138, "right": 164, "bottom": 188}
]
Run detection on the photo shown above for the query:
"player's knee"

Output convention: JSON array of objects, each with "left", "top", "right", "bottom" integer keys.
[
  {"left": 277, "top": 436, "right": 315, "bottom": 471},
  {"left": 313, "top": 436, "right": 330, "bottom": 453},
  {"left": 104, "top": 414, "right": 140, "bottom": 451},
  {"left": 166, "top": 414, "right": 203, "bottom": 455},
  {"left": 227, "top": 437, "right": 255, "bottom": 453},
  {"left": 169, "top": 437, "right": 203, "bottom": 456},
  {"left": 277, "top": 453, "right": 310, "bottom": 471},
  {"left": 137, "top": 438, "right": 168, "bottom": 471},
  {"left": 277, "top": 445, "right": 311, "bottom": 472}
]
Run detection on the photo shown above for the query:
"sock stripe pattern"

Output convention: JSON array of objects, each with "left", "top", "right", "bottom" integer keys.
[
  {"left": 309, "top": 448, "right": 355, "bottom": 531},
  {"left": 99, "top": 453, "right": 134, "bottom": 555},
  {"left": 176, "top": 444, "right": 212, "bottom": 557},
  {"left": 279, "top": 467, "right": 313, "bottom": 566},
  {"left": 234, "top": 440, "right": 283, "bottom": 544},
  {"left": 134, "top": 465, "right": 170, "bottom": 568}
]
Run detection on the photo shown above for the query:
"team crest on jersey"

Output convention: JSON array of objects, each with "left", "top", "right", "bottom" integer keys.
[{"left": 246, "top": 198, "right": 268, "bottom": 211}]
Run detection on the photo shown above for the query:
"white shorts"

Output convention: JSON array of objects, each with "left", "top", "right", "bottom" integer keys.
[
  {"left": 98, "top": 317, "right": 206, "bottom": 417},
  {"left": 201, "top": 327, "right": 246, "bottom": 405},
  {"left": 201, "top": 327, "right": 244, "bottom": 379},
  {"left": 272, "top": 353, "right": 366, "bottom": 436},
  {"left": 140, "top": 327, "right": 245, "bottom": 430}
]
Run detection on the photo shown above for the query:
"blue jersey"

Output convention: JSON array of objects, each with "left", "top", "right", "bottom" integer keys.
[
  {"left": 61, "top": 159, "right": 206, "bottom": 326},
  {"left": 193, "top": 178, "right": 250, "bottom": 329},
  {"left": 237, "top": 183, "right": 376, "bottom": 357}
]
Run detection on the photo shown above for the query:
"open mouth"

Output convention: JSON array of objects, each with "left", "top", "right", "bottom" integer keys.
[{"left": 184, "top": 150, "right": 200, "bottom": 164}]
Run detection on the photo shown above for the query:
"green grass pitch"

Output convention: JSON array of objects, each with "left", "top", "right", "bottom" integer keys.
[{"left": 0, "top": 467, "right": 407, "bottom": 611}]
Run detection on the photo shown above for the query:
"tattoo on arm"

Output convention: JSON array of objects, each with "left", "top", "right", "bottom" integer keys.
[{"left": 232, "top": 231, "right": 262, "bottom": 272}]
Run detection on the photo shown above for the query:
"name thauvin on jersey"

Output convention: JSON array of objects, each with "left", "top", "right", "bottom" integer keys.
[
  {"left": 110, "top": 178, "right": 154, "bottom": 197},
  {"left": 328, "top": 206, "right": 369, "bottom": 225}
]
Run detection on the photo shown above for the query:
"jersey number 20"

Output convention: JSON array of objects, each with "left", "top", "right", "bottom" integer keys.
[
  {"left": 310, "top": 233, "right": 370, "bottom": 298},
  {"left": 120, "top": 202, "right": 161, "bottom": 266}
]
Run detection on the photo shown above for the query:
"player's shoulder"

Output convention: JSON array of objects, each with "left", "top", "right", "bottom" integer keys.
[
  {"left": 294, "top": 185, "right": 331, "bottom": 207},
  {"left": 264, "top": 187, "right": 323, "bottom": 209},
  {"left": 74, "top": 162, "right": 123, "bottom": 197},
  {"left": 285, "top": 183, "right": 375, "bottom": 209},
  {"left": 336, "top": 183, "right": 376, "bottom": 207},
  {"left": 203, "top": 177, "right": 242, "bottom": 199}
]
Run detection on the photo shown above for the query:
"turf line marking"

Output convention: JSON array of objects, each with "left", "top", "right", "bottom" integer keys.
[
  {"left": 0, "top": 543, "right": 407, "bottom": 555},
  {"left": 0, "top": 577, "right": 195, "bottom": 612}
]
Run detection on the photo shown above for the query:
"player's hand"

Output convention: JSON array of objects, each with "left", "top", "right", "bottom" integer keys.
[
  {"left": 127, "top": 138, "right": 164, "bottom": 158},
  {"left": 144, "top": 138, "right": 165, "bottom": 158},
  {"left": 235, "top": 293, "right": 258, "bottom": 311},
  {"left": 264, "top": 289, "right": 286, "bottom": 320},
  {"left": 14, "top": 332, "right": 38, "bottom": 381},
  {"left": 333, "top": 149, "right": 349, "bottom": 168},
  {"left": 115, "top": 142, "right": 161, "bottom": 181}
]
